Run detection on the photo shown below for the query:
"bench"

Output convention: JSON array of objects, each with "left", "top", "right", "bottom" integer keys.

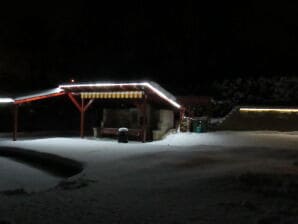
[{"left": 99, "top": 128, "right": 143, "bottom": 140}]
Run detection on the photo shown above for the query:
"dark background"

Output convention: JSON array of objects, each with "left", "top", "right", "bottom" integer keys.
[
  {"left": 0, "top": 1, "right": 298, "bottom": 96},
  {"left": 1, "top": 1, "right": 298, "bottom": 132}
]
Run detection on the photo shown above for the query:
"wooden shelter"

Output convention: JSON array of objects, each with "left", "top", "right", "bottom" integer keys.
[{"left": 1, "top": 82, "right": 183, "bottom": 142}]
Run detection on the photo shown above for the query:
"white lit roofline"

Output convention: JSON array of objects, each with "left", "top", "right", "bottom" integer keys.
[
  {"left": 59, "top": 82, "right": 142, "bottom": 88},
  {"left": 143, "top": 83, "right": 181, "bottom": 108},
  {"left": 59, "top": 82, "right": 181, "bottom": 109},
  {"left": 0, "top": 98, "right": 14, "bottom": 103},
  {"left": 240, "top": 108, "right": 298, "bottom": 113}
]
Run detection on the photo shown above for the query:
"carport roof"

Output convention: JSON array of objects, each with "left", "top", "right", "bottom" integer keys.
[
  {"left": 59, "top": 81, "right": 180, "bottom": 108},
  {"left": 0, "top": 81, "right": 181, "bottom": 109}
]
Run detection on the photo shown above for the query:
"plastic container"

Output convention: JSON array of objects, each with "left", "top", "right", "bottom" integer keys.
[
  {"left": 93, "top": 127, "right": 98, "bottom": 137},
  {"left": 118, "top": 127, "right": 128, "bottom": 143},
  {"left": 192, "top": 120, "right": 202, "bottom": 132}
]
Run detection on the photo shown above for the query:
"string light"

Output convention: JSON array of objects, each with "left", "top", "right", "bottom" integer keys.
[
  {"left": 239, "top": 108, "right": 298, "bottom": 113},
  {"left": 0, "top": 98, "right": 14, "bottom": 103},
  {"left": 59, "top": 82, "right": 181, "bottom": 108}
]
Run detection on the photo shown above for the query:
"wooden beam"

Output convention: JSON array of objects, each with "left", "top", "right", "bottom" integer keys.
[
  {"left": 142, "top": 94, "right": 147, "bottom": 143},
  {"left": 179, "top": 107, "right": 185, "bottom": 132},
  {"left": 133, "top": 101, "right": 143, "bottom": 111},
  {"left": 68, "top": 93, "right": 82, "bottom": 112},
  {"left": 84, "top": 99, "right": 94, "bottom": 112},
  {"left": 15, "top": 92, "right": 65, "bottom": 105},
  {"left": 69, "top": 94, "right": 93, "bottom": 138},
  {"left": 80, "top": 98, "right": 85, "bottom": 138},
  {"left": 12, "top": 104, "right": 18, "bottom": 141}
]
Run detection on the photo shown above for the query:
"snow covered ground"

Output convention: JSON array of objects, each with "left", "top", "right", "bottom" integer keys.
[
  {"left": 0, "top": 131, "right": 298, "bottom": 223},
  {"left": 0, "top": 157, "right": 61, "bottom": 192}
]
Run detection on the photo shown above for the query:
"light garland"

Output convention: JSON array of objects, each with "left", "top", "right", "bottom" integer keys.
[
  {"left": 239, "top": 108, "right": 298, "bottom": 113},
  {"left": 0, "top": 98, "right": 14, "bottom": 103},
  {"left": 59, "top": 82, "right": 181, "bottom": 109}
]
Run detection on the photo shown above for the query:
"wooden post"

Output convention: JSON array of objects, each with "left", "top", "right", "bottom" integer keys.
[
  {"left": 142, "top": 94, "right": 147, "bottom": 142},
  {"left": 68, "top": 93, "right": 81, "bottom": 112},
  {"left": 80, "top": 98, "right": 85, "bottom": 138},
  {"left": 13, "top": 104, "right": 18, "bottom": 141},
  {"left": 179, "top": 108, "right": 185, "bottom": 132},
  {"left": 68, "top": 93, "right": 94, "bottom": 139}
]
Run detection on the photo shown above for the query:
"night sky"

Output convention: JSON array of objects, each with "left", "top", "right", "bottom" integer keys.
[{"left": 0, "top": 2, "right": 298, "bottom": 94}]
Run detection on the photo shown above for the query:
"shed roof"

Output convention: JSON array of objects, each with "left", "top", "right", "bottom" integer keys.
[
  {"left": 0, "top": 81, "right": 181, "bottom": 109},
  {"left": 59, "top": 81, "right": 180, "bottom": 108}
]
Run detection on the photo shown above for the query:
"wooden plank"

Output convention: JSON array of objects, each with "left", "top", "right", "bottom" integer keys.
[
  {"left": 15, "top": 92, "right": 65, "bottom": 104},
  {"left": 179, "top": 108, "right": 186, "bottom": 131},
  {"left": 84, "top": 99, "right": 94, "bottom": 112},
  {"left": 12, "top": 104, "right": 18, "bottom": 141},
  {"left": 68, "top": 93, "right": 81, "bottom": 112},
  {"left": 99, "top": 128, "right": 142, "bottom": 139},
  {"left": 80, "top": 98, "right": 85, "bottom": 138},
  {"left": 142, "top": 94, "right": 147, "bottom": 143}
]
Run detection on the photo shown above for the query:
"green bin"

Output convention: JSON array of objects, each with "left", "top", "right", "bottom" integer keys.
[
  {"left": 192, "top": 120, "right": 202, "bottom": 133},
  {"left": 195, "top": 126, "right": 202, "bottom": 133}
]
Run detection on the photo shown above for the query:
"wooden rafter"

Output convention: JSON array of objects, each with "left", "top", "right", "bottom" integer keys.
[
  {"left": 84, "top": 99, "right": 94, "bottom": 112},
  {"left": 142, "top": 94, "right": 147, "bottom": 142},
  {"left": 68, "top": 93, "right": 81, "bottom": 112},
  {"left": 80, "top": 98, "right": 85, "bottom": 138},
  {"left": 12, "top": 104, "right": 18, "bottom": 141},
  {"left": 15, "top": 92, "right": 65, "bottom": 105}
]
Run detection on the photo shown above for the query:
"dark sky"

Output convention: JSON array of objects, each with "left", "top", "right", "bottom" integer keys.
[{"left": 1, "top": 1, "right": 298, "bottom": 94}]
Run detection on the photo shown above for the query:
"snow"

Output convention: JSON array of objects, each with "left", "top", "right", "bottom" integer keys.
[
  {"left": 0, "top": 157, "right": 61, "bottom": 192},
  {"left": 210, "top": 117, "right": 224, "bottom": 124},
  {"left": 0, "top": 131, "right": 297, "bottom": 193},
  {"left": 157, "top": 131, "right": 298, "bottom": 149},
  {"left": 147, "top": 81, "right": 177, "bottom": 101},
  {"left": 1, "top": 81, "right": 180, "bottom": 110},
  {"left": 14, "top": 87, "right": 64, "bottom": 101},
  {"left": 59, "top": 81, "right": 181, "bottom": 108},
  {"left": 1, "top": 130, "right": 298, "bottom": 164},
  {"left": 1, "top": 131, "right": 298, "bottom": 223},
  {"left": 59, "top": 81, "right": 177, "bottom": 101},
  {"left": 0, "top": 137, "right": 170, "bottom": 165},
  {"left": 118, "top": 127, "right": 128, "bottom": 132}
]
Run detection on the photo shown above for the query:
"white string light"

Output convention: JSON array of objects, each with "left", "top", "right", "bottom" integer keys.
[
  {"left": 0, "top": 98, "right": 14, "bottom": 103},
  {"left": 240, "top": 108, "right": 298, "bottom": 113},
  {"left": 59, "top": 82, "right": 181, "bottom": 109}
]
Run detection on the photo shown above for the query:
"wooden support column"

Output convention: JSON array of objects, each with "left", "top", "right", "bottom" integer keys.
[
  {"left": 12, "top": 104, "right": 18, "bottom": 141},
  {"left": 68, "top": 93, "right": 94, "bottom": 138},
  {"left": 84, "top": 99, "right": 94, "bottom": 112},
  {"left": 80, "top": 98, "right": 85, "bottom": 138},
  {"left": 179, "top": 107, "right": 185, "bottom": 132},
  {"left": 68, "top": 93, "right": 81, "bottom": 112},
  {"left": 142, "top": 94, "right": 147, "bottom": 142}
]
